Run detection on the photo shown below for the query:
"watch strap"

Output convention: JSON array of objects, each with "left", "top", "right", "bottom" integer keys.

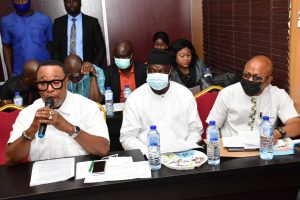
[{"left": 70, "top": 126, "right": 81, "bottom": 139}]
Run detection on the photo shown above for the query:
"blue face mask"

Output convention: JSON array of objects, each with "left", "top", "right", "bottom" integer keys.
[
  {"left": 114, "top": 57, "right": 131, "bottom": 70},
  {"left": 146, "top": 73, "right": 169, "bottom": 91},
  {"left": 13, "top": 0, "right": 31, "bottom": 13}
]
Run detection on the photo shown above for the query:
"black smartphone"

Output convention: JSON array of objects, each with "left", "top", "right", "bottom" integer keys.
[{"left": 92, "top": 160, "right": 106, "bottom": 174}]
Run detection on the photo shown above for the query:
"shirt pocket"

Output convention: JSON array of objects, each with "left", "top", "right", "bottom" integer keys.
[{"left": 30, "top": 26, "right": 47, "bottom": 45}]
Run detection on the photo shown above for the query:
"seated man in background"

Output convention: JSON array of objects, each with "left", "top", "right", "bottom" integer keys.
[
  {"left": 64, "top": 55, "right": 105, "bottom": 103},
  {"left": 6, "top": 60, "right": 109, "bottom": 165},
  {"left": 104, "top": 40, "right": 147, "bottom": 103},
  {"left": 207, "top": 55, "right": 300, "bottom": 140},
  {"left": 0, "top": 60, "right": 40, "bottom": 106},
  {"left": 120, "top": 49, "right": 203, "bottom": 155}
]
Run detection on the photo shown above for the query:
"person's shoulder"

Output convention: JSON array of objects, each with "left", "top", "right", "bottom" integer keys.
[
  {"left": 1, "top": 12, "right": 15, "bottom": 24},
  {"left": 69, "top": 91, "right": 99, "bottom": 106},
  {"left": 130, "top": 83, "right": 148, "bottom": 97},
  {"left": 268, "top": 84, "right": 289, "bottom": 96},
  {"left": 33, "top": 11, "right": 51, "bottom": 19},
  {"left": 82, "top": 13, "right": 98, "bottom": 21},
  {"left": 53, "top": 14, "right": 67, "bottom": 23},
  {"left": 171, "top": 81, "right": 194, "bottom": 96}
]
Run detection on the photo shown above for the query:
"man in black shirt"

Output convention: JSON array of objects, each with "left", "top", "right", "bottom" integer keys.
[{"left": 0, "top": 60, "right": 40, "bottom": 106}]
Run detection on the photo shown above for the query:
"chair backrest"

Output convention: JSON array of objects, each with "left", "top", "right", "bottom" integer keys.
[
  {"left": 0, "top": 104, "right": 23, "bottom": 165},
  {"left": 194, "top": 86, "right": 223, "bottom": 139}
]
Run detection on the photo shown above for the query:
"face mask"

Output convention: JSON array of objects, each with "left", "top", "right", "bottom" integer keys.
[
  {"left": 147, "top": 73, "right": 169, "bottom": 91},
  {"left": 240, "top": 78, "right": 262, "bottom": 96},
  {"left": 115, "top": 57, "right": 131, "bottom": 69},
  {"left": 13, "top": 0, "right": 31, "bottom": 13}
]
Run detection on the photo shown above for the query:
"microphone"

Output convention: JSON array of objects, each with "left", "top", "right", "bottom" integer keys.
[{"left": 38, "top": 97, "right": 54, "bottom": 138}]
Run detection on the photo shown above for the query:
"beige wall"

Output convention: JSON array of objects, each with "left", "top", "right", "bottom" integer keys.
[
  {"left": 191, "top": 0, "right": 203, "bottom": 59},
  {"left": 290, "top": 0, "right": 300, "bottom": 113}
]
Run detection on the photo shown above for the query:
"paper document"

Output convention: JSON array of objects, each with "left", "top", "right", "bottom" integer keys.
[
  {"left": 30, "top": 157, "right": 75, "bottom": 186},
  {"left": 83, "top": 157, "right": 151, "bottom": 183},
  {"left": 222, "top": 132, "right": 260, "bottom": 149},
  {"left": 161, "top": 141, "right": 201, "bottom": 154}
]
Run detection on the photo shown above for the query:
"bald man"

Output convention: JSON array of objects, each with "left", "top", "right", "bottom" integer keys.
[
  {"left": 104, "top": 40, "right": 147, "bottom": 103},
  {"left": 0, "top": 60, "right": 40, "bottom": 106},
  {"left": 207, "top": 55, "right": 300, "bottom": 140},
  {"left": 64, "top": 55, "right": 105, "bottom": 103}
]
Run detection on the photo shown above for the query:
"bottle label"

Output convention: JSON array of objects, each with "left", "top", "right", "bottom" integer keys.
[{"left": 105, "top": 93, "right": 113, "bottom": 100}]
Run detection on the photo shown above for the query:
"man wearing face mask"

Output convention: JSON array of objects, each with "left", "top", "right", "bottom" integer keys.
[
  {"left": 1, "top": 0, "right": 52, "bottom": 78},
  {"left": 207, "top": 55, "right": 300, "bottom": 141},
  {"left": 120, "top": 49, "right": 203, "bottom": 155},
  {"left": 104, "top": 40, "right": 147, "bottom": 103}
]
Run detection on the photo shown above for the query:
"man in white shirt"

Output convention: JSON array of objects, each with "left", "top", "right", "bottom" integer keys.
[
  {"left": 6, "top": 60, "right": 110, "bottom": 165},
  {"left": 207, "top": 55, "right": 300, "bottom": 140},
  {"left": 120, "top": 49, "right": 203, "bottom": 155}
]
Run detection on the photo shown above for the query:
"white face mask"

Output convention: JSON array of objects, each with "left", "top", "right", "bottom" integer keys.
[
  {"left": 114, "top": 56, "right": 132, "bottom": 70},
  {"left": 146, "top": 73, "right": 169, "bottom": 91}
]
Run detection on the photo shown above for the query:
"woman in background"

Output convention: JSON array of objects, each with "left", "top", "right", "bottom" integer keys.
[{"left": 170, "top": 39, "right": 210, "bottom": 92}]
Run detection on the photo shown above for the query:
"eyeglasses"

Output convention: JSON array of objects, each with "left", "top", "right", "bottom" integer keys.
[
  {"left": 242, "top": 72, "right": 269, "bottom": 82},
  {"left": 36, "top": 78, "right": 66, "bottom": 91},
  {"left": 67, "top": 73, "right": 81, "bottom": 79}
]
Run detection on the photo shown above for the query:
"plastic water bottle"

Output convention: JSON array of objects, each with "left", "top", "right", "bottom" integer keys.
[
  {"left": 148, "top": 125, "right": 161, "bottom": 170},
  {"left": 203, "top": 67, "right": 212, "bottom": 78},
  {"left": 105, "top": 87, "right": 114, "bottom": 117},
  {"left": 259, "top": 116, "right": 273, "bottom": 160},
  {"left": 13, "top": 91, "right": 23, "bottom": 106},
  {"left": 207, "top": 120, "right": 220, "bottom": 165},
  {"left": 124, "top": 84, "right": 132, "bottom": 101}
]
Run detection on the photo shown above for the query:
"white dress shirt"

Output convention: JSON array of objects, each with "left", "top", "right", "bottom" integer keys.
[
  {"left": 120, "top": 81, "right": 203, "bottom": 155},
  {"left": 206, "top": 82, "right": 299, "bottom": 137},
  {"left": 8, "top": 91, "right": 109, "bottom": 161}
]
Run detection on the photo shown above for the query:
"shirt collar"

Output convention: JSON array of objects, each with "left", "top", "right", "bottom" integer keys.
[
  {"left": 68, "top": 12, "right": 82, "bottom": 21},
  {"left": 118, "top": 62, "right": 135, "bottom": 75},
  {"left": 55, "top": 91, "right": 73, "bottom": 116}
]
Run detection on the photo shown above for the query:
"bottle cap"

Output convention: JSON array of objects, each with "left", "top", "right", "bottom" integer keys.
[
  {"left": 15, "top": 91, "right": 20, "bottom": 95},
  {"left": 125, "top": 84, "right": 129, "bottom": 88},
  {"left": 209, "top": 120, "right": 216, "bottom": 125},
  {"left": 150, "top": 125, "right": 156, "bottom": 130},
  {"left": 262, "top": 116, "right": 269, "bottom": 121},
  {"left": 106, "top": 86, "right": 111, "bottom": 90}
]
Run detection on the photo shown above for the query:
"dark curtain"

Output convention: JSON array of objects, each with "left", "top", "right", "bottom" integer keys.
[{"left": 203, "top": 0, "right": 290, "bottom": 90}]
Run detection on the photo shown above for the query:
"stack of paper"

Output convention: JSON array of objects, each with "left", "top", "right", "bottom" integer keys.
[
  {"left": 76, "top": 157, "right": 151, "bottom": 183},
  {"left": 30, "top": 157, "right": 75, "bottom": 186}
]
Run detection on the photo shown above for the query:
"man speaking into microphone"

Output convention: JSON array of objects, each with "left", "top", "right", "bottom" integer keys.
[{"left": 6, "top": 60, "right": 110, "bottom": 165}]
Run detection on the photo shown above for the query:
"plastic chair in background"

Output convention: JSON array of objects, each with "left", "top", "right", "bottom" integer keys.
[
  {"left": 0, "top": 104, "right": 24, "bottom": 165},
  {"left": 194, "top": 86, "right": 223, "bottom": 139}
]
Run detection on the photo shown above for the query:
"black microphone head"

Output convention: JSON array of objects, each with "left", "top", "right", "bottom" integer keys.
[{"left": 45, "top": 97, "right": 54, "bottom": 108}]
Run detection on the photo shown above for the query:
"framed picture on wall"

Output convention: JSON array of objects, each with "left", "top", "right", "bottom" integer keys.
[{"left": 0, "top": 33, "right": 8, "bottom": 85}]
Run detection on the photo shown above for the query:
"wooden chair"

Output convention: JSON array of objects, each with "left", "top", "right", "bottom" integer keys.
[
  {"left": 194, "top": 86, "right": 223, "bottom": 139},
  {"left": 0, "top": 104, "right": 24, "bottom": 165}
]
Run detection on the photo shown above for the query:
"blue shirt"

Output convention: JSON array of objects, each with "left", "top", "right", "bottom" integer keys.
[
  {"left": 67, "top": 65, "right": 105, "bottom": 97},
  {"left": 67, "top": 13, "right": 83, "bottom": 59},
  {"left": 1, "top": 11, "right": 52, "bottom": 76}
]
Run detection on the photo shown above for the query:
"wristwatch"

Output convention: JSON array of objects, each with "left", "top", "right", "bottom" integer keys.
[
  {"left": 70, "top": 126, "right": 81, "bottom": 139},
  {"left": 276, "top": 126, "right": 286, "bottom": 138}
]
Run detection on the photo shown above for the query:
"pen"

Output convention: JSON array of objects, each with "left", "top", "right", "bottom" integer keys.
[{"left": 89, "top": 160, "right": 94, "bottom": 172}]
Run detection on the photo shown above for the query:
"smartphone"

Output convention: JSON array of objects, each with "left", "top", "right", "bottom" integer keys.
[{"left": 92, "top": 160, "right": 106, "bottom": 174}]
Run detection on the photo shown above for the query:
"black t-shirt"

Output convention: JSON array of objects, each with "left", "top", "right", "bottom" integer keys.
[{"left": 0, "top": 75, "right": 40, "bottom": 105}]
